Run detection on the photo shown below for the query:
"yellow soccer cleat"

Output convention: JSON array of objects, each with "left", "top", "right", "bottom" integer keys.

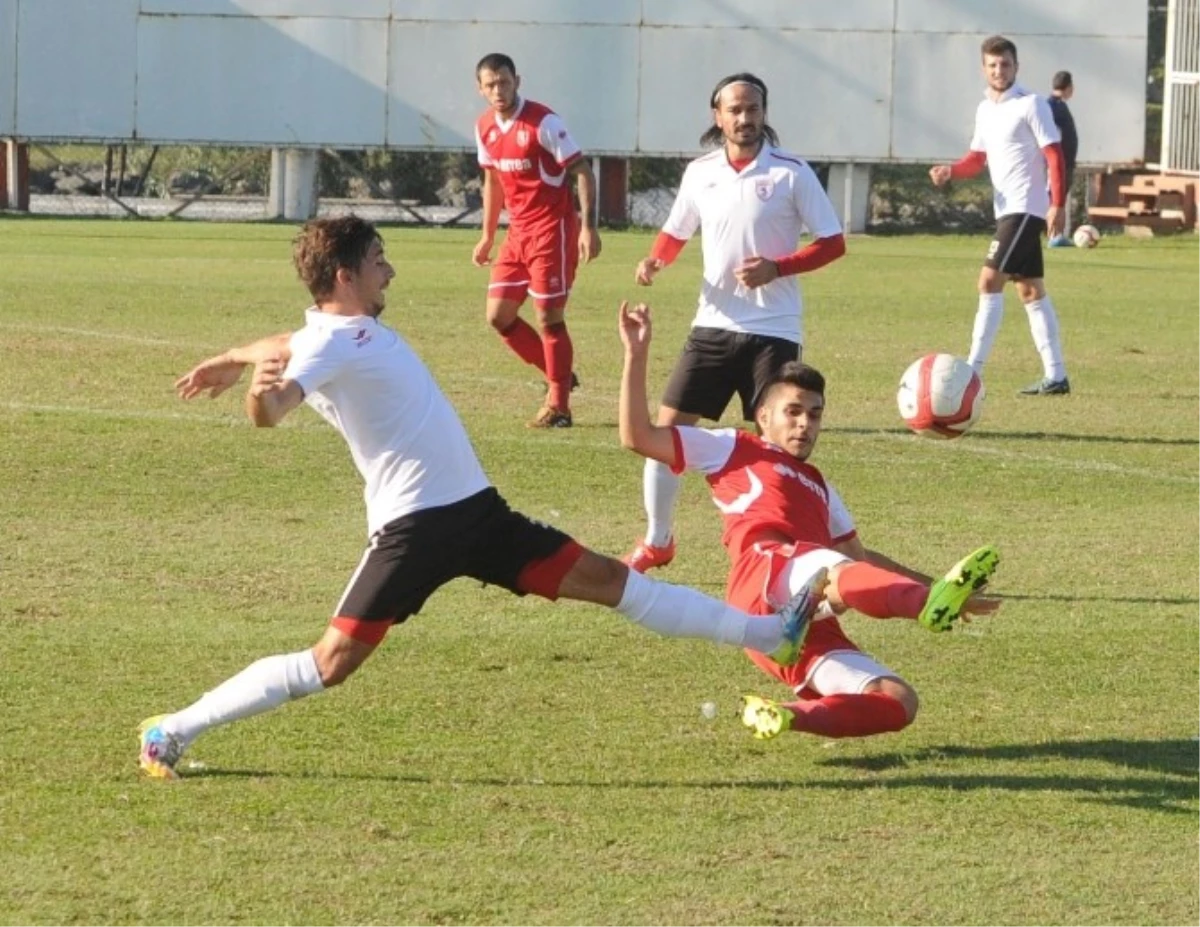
[
  {"left": 919, "top": 545, "right": 1000, "bottom": 632},
  {"left": 740, "top": 695, "right": 796, "bottom": 741}
]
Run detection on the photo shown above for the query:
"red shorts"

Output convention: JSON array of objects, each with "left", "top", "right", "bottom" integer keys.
[
  {"left": 489, "top": 215, "right": 579, "bottom": 310},
  {"left": 727, "top": 541, "right": 861, "bottom": 693}
]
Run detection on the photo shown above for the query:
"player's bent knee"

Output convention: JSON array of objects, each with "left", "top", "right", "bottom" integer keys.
[
  {"left": 868, "top": 677, "right": 919, "bottom": 724},
  {"left": 486, "top": 299, "right": 523, "bottom": 331}
]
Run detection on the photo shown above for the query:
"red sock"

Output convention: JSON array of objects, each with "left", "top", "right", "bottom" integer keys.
[
  {"left": 499, "top": 318, "right": 546, "bottom": 372},
  {"left": 542, "top": 322, "right": 574, "bottom": 411},
  {"left": 786, "top": 692, "right": 910, "bottom": 738},
  {"left": 836, "top": 561, "right": 928, "bottom": 619}
]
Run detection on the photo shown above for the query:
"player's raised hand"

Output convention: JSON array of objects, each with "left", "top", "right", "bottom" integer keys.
[
  {"left": 579, "top": 227, "right": 602, "bottom": 263},
  {"left": 175, "top": 353, "right": 247, "bottom": 400},
  {"left": 618, "top": 300, "right": 653, "bottom": 354},
  {"left": 929, "top": 164, "right": 952, "bottom": 187},
  {"left": 734, "top": 256, "right": 780, "bottom": 289},
  {"left": 635, "top": 257, "right": 664, "bottom": 286},
  {"left": 471, "top": 236, "right": 493, "bottom": 266}
]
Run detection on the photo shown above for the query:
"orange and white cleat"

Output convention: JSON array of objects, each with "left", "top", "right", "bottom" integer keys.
[{"left": 623, "top": 537, "right": 677, "bottom": 573}]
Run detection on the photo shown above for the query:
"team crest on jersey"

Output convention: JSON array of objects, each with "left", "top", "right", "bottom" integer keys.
[
  {"left": 517, "top": 128, "right": 530, "bottom": 147},
  {"left": 754, "top": 177, "right": 775, "bottom": 201}
]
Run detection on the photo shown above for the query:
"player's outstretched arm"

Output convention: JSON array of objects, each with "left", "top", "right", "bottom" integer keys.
[
  {"left": 617, "top": 302, "right": 677, "bottom": 466},
  {"left": 175, "top": 332, "right": 293, "bottom": 400}
]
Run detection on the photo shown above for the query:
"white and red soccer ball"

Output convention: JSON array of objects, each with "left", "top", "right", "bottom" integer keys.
[
  {"left": 897, "top": 353, "right": 984, "bottom": 439},
  {"left": 1072, "top": 224, "right": 1100, "bottom": 248}
]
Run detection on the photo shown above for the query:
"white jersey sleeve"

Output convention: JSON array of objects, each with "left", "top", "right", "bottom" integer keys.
[
  {"left": 661, "top": 161, "right": 701, "bottom": 240},
  {"left": 792, "top": 160, "right": 843, "bottom": 238},
  {"left": 284, "top": 327, "right": 349, "bottom": 397},
  {"left": 1028, "top": 95, "right": 1061, "bottom": 147},
  {"left": 673, "top": 425, "right": 738, "bottom": 474},
  {"left": 475, "top": 124, "right": 493, "bottom": 168},
  {"left": 537, "top": 112, "right": 583, "bottom": 166},
  {"left": 825, "top": 481, "right": 856, "bottom": 543}
]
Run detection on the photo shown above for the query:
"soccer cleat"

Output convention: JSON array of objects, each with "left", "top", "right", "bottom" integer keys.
[
  {"left": 1018, "top": 376, "right": 1071, "bottom": 396},
  {"left": 740, "top": 695, "right": 796, "bottom": 741},
  {"left": 918, "top": 545, "right": 1000, "bottom": 632},
  {"left": 527, "top": 405, "right": 573, "bottom": 428},
  {"left": 138, "top": 715, "right": 183, "bottom": 780},
  {"left": 623, "top": 537, "right": 677, "bottom": 573},
  {"left": 1047, "top": 234, "right": 1072, "bottom": 248},
  {"left": 766, "top": 567, "right": 828, "bottom": 667}
]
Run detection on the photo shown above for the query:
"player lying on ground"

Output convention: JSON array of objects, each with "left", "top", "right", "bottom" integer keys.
[
  {"left": 136, "top": 217, "right": 821, "bottom": 779},
  {"left": 617, "top": 301, "right": 1002, "bottom": 741}
]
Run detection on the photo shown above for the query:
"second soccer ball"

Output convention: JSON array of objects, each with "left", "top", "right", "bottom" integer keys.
[{"left": 897, "top": 353, "right": 984, "bottom": 439}]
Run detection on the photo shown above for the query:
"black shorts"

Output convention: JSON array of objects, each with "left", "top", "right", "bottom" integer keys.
[
  {"left": 661, "top": 327, "right": 801, "bottom": 421},
  {"left": 985, "top": 213, "right": 1046, "bottom": 279},
  {"left": 335, "top": 488, "right": 575, "bottom": 624}
]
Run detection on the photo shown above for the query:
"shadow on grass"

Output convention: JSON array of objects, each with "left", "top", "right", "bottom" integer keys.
[
  {"left": 997, "top": 592, "right": 1199, "bottom": 606},
  {"left": 188, "top": 737, "right": 1197, "bottom": 814},
  {"left": 828, "top": 425, "right": 1200, "bottom": 447}
]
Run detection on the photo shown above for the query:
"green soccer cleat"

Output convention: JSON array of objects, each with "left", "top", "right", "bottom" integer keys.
[
  {"left": 766, "top": 567, "right": 828, "bottom": 667},
  {"left": 918, "top": 545, "right": 1000, "bottom": 632},
  {"left": 138, "top": 715, "right": 183, "bottom": 780},
  {"left": 740, "top": 695, "right": 796, "bottom": 741}
]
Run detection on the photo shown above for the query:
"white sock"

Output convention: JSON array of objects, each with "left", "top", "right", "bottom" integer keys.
[
  {"left": 161, "top": 649, "right": 325, "bottom": 749},
  {"left": 1023, "top": 296, "right": 1067, "bottom": 380},
  {"left": 967, "top": 293, "right": 1005, "bottom": 373},
  {"left": 642, "top": 459, "right": 680, "bottom": 547},
  {"left": 615, "top": 570, "right": 784, "bottom": 654}
]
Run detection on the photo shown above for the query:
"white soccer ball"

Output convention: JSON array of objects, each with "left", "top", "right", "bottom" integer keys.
[
  {"left": 897, "top": 353, "right": 985, "bottom": 439},
  {"left": 1072, "top": 224, "right": 1100, "bottom": 248}
]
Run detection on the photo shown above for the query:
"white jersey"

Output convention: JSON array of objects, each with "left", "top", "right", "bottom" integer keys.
[
  {"left": 663, "top": 145, "right": 842, "bottom": 344},
  {"left": 285, "top": 309, "right": 490, "bottom": 537},
  {"left": 969, "top": 84, "right": 1061, "bottom": 219}
]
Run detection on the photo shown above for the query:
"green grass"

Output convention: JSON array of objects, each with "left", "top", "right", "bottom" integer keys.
[{"left": 0, "top": 219, "right": 1196, "bottom": 926}]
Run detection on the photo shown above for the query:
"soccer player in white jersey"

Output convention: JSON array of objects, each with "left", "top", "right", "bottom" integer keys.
[
  {"left": 930, "top": 35, "right": 1071, "bottom": 397},
  {"left": 617, "top": 301, "right": 1002, "bottom": 742},
  {"left": 622, "top": 72, "right": 846, "bottom": 574},
  {"left": 137, "top": 216, "right": 821, "bottom": 779}
]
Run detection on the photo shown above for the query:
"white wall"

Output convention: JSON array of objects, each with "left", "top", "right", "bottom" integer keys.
[{"left": 5, "top": 0, "right": 1148, "bottom": 164}]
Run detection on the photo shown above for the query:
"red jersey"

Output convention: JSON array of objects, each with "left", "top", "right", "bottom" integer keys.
[
  {"left": 671, "top": 427, "right": 857, "bottom": 563},
  {"left": 475, "top": 98, "right": 582, "bottom": 237}
]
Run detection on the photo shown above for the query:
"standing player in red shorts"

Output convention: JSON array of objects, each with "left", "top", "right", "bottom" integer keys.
[
  {"left": 473, "top": 52, "right": 601, "bottom": 428},
  {"left": 618, "top": 301, "right": 1002, "bottom": 742}
]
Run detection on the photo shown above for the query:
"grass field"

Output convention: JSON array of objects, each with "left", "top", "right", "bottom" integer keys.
[{"left": 0, "top": 218, "right": 1196, "bottom": 926}]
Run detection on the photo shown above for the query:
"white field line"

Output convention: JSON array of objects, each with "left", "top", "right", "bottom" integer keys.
[
  {"left": 1, "top": 325, "right": 1193, "bottom": 485},
  {"left": 2, "top": 398, "right": 1195, "bottom": 486},
  {"left": 0, "top": 321, "right": 219, "bottom": 350}
]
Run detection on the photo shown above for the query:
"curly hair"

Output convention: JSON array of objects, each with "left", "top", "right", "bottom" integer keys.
[{"left": 292, "top": 216, "right": 380, "bottom": 302}]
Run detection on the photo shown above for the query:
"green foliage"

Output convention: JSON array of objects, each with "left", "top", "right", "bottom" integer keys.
[{"left": 0, "top": 222, "right": 1196, "bottom": 925}]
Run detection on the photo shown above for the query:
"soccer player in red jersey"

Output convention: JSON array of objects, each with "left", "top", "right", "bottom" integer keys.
[
  {"left": 473, "top": 52, "right": 601, "bottom": 428},
  {"left": 618, "top": 301, "right": 1002, "bottom": 742}
]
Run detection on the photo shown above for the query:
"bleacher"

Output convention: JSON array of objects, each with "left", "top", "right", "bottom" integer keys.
[{"left": 1087, "top": 171, "right": 1198, "bottom": 235}]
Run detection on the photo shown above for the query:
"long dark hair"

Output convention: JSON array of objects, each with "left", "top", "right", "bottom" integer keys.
[{"left": 700, "top": 72, "right": 779, "bottom": 148}]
